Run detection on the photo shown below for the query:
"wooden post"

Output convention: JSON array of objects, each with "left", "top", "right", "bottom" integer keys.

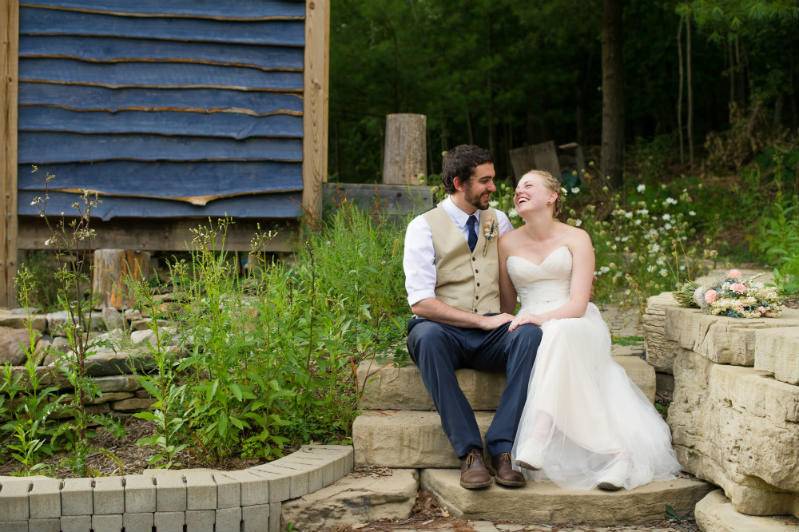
[
  {"left": 0, "top": 1, "right": 18, "bottom": 307},
  {"left": 302, "top": 0, "right": 330, "bottom": 225},
  {"left": 382, "top": 114, "right": 427, "bottom": 185},
  {"left": 92, "top": 249, "right": 152, "bottom": 310}
]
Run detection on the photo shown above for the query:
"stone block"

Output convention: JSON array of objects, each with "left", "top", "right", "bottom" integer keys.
[
  {"left": 0, "top": 309, "right": 46, "bottom": 330},
  {"left": 93, "top": 477, "right": 125, "bottom": 515},
  {"left": 27, "top": 518, "right": 60, "bottom": 532},
  {"left": 111, "top": 397, "right": 154, "bottom": 412},
  {"left": 0, "top": 523, "right": 27, "bottom": 532},
  {"left": 0, "top": 478, "right": 30, "bottom": 520},
  {"left": 122, "top": 512, "right": 154, "bottom": 532},
  {"left": 124, "top": 474, "right": 156, "bottom": 513},
  {"left": 89, "top": 391, "right": 134, "bottom": 405},
  {"left": 260, "top": 461, "right": 308, "bottom": 499},
  {"left": 153, "top": 511, "right": 184, "bottom": 532},
  {"left": 277, "top": 455, "right": 325, "bottom": 493},
  {"left": 183, "top": 469, "right": 217, "bottom": 510},
  {"left": 93, "top": 375, "right": 141, "bottom": 392},
  {"left": 91, "top": 513, "right": 122, "bottom": 532},
  {"left": 144, "top": 470, "right": 186, "bottom": 512},
  {"left": 216, "top": 507, "right": 242, "bottom": 531},
  {"left": 60, "top": 515, "right": 91, "bottom": 532},
  {"left": 665, "top": 306, "right": 799, "bottom": 367},
  {"left": 359, "top": 357, "right": 655, "bottom": 412},
  {"left": 219, "top": 469, "right": 269, "bottom": 506},
  {"left": 643, "top": 291, "right": 681, "bottom": 373},
  {"left": 282, "top": 469, "right": 418, "bottom": 530},
  {"left": 755, "top": 327, "right": 799, "bottom": 385},
  {"left": 247, "top": 465, "right": 290, "bottom": 503},
  {"left": 421, "top": 469, "right": 711, "bottom": 525},
  {"left": 185, "top": 509, "right": 215, "bottom": 532},
  {"left": 242, "top": 504, "right": 270, "bottom": 532},
  {"left": 695, "top": 490, "right": 799, "bottom": 531},
  {"left": 269, "top": 502, "right": 281, "bottom": 532},
  {"left": 353, "top": 410, "right": 494, "bottom": 468},
  {"left": 29, "top": 477, "right": 61, "bottom": 518},
  {"left": 358, "top": 361, "right": 505, "bottom": 410},
  {"left": 669, "top": 349, "right": 799, "bottom": 517},
  {"left": 212, "top": 471, "right": 241, "bottom": 509}
]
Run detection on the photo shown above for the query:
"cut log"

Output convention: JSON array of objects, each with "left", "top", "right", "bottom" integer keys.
[
  {"left": 92, "top": 249, "right": 151, "bottom": 309},
  {"left": 382, "top": 114, "right": 427, "bottom": 185},
  {"left": 509, "top": 141, "right": 561, "bottom": 179}
]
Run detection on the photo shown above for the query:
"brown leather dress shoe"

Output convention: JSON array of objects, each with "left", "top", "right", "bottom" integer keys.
[
  {"left": 460, "top": 448, "right": 492, "bottom": 489},
  {"left": 490, "top": 452, "right": 526, "bottom": 488}
]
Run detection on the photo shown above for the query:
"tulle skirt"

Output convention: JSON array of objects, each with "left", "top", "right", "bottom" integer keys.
[{"left": 511, "top": 303, "right": 682, "bottom": 490}]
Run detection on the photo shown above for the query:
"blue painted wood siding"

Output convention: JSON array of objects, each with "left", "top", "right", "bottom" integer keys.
[{"left": 18, "top": 1, "right": 306, "bottom": 221}]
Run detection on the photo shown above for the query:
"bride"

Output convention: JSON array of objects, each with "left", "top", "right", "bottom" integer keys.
[{"left": 498, "top": 170, "right": 682, "bottom": 491}]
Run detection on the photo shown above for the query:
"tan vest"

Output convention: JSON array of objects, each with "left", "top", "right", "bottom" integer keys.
[{"left": 423, "top": 205, "right": 500, "bottom": 314}]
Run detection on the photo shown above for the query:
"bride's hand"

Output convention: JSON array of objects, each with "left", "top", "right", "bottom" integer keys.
[
  {"left": 479, "top": 313, "right": 515, "bottom": 331},
  {"left": 509, "top": 313, "right": 544, "bottom": 331}
]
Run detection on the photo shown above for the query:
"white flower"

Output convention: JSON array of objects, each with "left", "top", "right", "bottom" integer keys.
[
  {"left": 662, "top": 213, "right": 671, "bottom": 221},
  {"left": 571, "top": 187, "right": 580, "bottom": 194},
  {"left": 689, "top": 210, "right": 696, "bottom": 216},
  {"left": 664, "top": 197, "right": 678, "bottom": 205},
  {"left": 659, "top": 268, "right": 669, "bottom": 277},
  {"left": 508, "top": 208, "right": 519, "bottom": 219},
  {"left": 664, "top": 223, "right": 673, "bottom": 230},
  {"left": 624, "top": 211, "right": 633, "bottom": 219},
  {"left": 637, "top": 184, "right": 646, "bottom": 193},
  {"left": 574, "top": 219, "right": 582, "bottom": 227},
  {"left": 489, "top": 200, "right": 499, "bottom": 208}
]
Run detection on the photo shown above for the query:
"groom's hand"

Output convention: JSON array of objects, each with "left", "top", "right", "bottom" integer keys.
[
  {"left": 479, "top": 313, "right": 515, "bottom": 331},
  {"left": 508, "top": 313, "right": 544, "bottom": 331}
]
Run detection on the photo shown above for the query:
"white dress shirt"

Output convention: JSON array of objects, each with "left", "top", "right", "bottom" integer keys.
[{"left": 403, "top": 196, "right": 513, "bottom": 307}]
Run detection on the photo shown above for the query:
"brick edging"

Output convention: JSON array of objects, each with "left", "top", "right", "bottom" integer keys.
[{"left": 0, "top": 444, "right": 353, "bottom": 532}]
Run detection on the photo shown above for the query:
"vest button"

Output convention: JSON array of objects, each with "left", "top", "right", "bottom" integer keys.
[
  {"left": 475, "top": 269, "right": 479, "bottom": 273},
  {"left": 475, "top": 295, "right": 479, "bottom": 300},
  {"left": 473, "top": 308, "right": 477, "bottom": 312},
  {"left": 477, "top": 282, "right": 480, "bottom": 287},
  {"left": 472, "top": 257, "right": 476, "bottom": 261}
]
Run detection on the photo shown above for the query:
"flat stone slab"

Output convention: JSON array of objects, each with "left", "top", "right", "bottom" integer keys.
[
  {"left": 695, "top": 490, "right": 799, "bottom": 531},
  {"left": 354, "top": 410, "right": 494, "bottom": 468},
  {"left": 358, "top": 355, "right": 655, "bottom": 411},
  {"left": 755, "top": 327, "right": 799, "bottom": 385},
  {"left": 282, "top": 469, "right": 418, "bottom": 530},
  {"left": 421, "top": 469, "right": 712, "bottom": 526},
  {"left": 643, "top": 292, "right": 681, "bottom": 374},
  {"left": 665, "top": 306, "right": 799, "bottom": 366}
]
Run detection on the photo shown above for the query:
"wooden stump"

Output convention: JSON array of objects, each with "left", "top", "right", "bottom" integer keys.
[
  {"left": 92, "top": 249, "right": 151, "bottom": 309},
  {"left": 382, "top": 114, "right": 427, "bottom": 185},
  {"left": 509, "top": 141, "right": 562, "bottom": 179}
]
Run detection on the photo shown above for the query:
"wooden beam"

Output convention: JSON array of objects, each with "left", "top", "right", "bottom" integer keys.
[
  {"left": 0, "top": 0, "right": 19, "bottom": 307},
  {"left": 18, "top": 218, "right": 298, "bottom": 252},
  {"left": 302, "top": 0, "right": 329, "bottom": 225}
]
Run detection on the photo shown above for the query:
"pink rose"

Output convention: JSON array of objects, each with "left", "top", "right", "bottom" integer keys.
[
  {"left": 730, "top": 283, "right": 747, "bottom": 294},
  {"left": 704, "top": 289, "right": 718, "bottom": 304},
  {"left": 727, "top": 269, "right": 742, "bottom": 279}
]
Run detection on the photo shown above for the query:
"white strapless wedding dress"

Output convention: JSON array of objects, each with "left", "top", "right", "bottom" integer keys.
[{"left": 509, "top": 246, "right": 681, "bottom": 490}]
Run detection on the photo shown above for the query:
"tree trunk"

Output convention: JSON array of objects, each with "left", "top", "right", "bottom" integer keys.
[
  {"left": 382, "top": 113, "right": 427, "bottom": 185},
  {"left": 677, "top": 16, "right": 685, "bottom": 165},
  {"left": 687, "top": 15, "right": 694, "bottom": 166},
  {"left": 92, "top": 249, "right": 151, "bottom": 310},
  {"left": 601, "top": 0, "right": 624, "bottom": 189}
]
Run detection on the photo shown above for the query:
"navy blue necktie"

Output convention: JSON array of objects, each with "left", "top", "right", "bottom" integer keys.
[{"left": 466, "top": 215, "right": 478, "bottom": 252}]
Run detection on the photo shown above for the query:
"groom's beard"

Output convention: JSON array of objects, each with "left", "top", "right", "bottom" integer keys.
[{"left": 464, "top": 186, "right": 491, "bottom": 210}]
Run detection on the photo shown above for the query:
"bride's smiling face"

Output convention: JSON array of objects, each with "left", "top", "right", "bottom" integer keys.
[{"left": 514, "top": 173, "right": 557, "bottom": 215}]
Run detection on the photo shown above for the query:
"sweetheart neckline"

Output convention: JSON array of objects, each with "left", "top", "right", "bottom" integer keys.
[{"left": 507, "top": 245, "right": 570, "bottom": 267}]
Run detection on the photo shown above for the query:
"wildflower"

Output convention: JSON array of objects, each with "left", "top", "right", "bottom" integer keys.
[
  {"left": 624, "top": 211, "right": 633, "bottom": 219},
  {"left": 571, "top": 187, "right": 580, "bottom": 194},
  {"left": 637, "top": 184, "right": 646, "bottom": 193},
  {"left": 664, "top": 197, "right": 678, "bottom": 205},
  {"left": 662, "top": 213, "right": 671, "bottom": 221},
  {"left": 727, "top": 269, "right": 742, "bottom": 279},
  {"left": 659, "top": 268, "right": 669, "bottom": 277},
  {"left": 704, "top": 289, "right": 718, "bottom": 304},
  {"left": 508, "top": 208, "right": 519, "bottom": 219},
  {"left": 489, "top": 200, "right": 499, "bottom": 208},
  {"left": 574, "top": 219, "right": 582, "bottom": 227},
  {"left": 730, "top": 282, "right": 747, "bottom": 294},
  {"left": 689, "top": 210, "right": 696, "bottom": 216}
]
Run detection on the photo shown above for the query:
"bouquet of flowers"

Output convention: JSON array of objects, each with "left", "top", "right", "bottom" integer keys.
[{"left": 674, "top": 269, "right": 784, "bottom": 318}]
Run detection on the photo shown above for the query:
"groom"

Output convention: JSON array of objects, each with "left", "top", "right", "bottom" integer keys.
[{"left": 403, "top": 144, "right": 543, "bottom": 489}]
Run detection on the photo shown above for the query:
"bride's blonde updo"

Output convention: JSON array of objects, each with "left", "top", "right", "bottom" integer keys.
[{"left": 522, "top": 169, "right": 563, "bottom": 217}]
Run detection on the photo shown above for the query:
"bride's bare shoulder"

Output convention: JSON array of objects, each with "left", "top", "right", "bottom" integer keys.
[
  {"left": 499, "top": 227, "right": 524, "bottom": 251},
  {"left": 559, "top": 223, "right": 592, "bottom": 248}
]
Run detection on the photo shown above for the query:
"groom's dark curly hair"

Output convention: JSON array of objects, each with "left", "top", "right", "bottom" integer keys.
[{"left": 441, "top": 145, "right": 493, "bottom": 194}]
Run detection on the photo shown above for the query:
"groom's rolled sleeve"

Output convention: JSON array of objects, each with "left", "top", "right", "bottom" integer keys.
[
  {"left": 403, "top": 216, "right": 437, "bottom": 307},
  {"left": 495, "top": 209, "right": 513, "bottom": 236}
]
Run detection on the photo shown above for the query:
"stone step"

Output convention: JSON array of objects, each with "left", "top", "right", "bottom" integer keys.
[
  {"left": 695, "top": 490, "right": 799, "bottom": 532},
  {"left": 358, "top": 353, "right": 655, "bottom": 411},
  {"left": 421, "top": 469, "right": 713, "bottom": 526},
  {"left": 353, "top": 411, "right": 493, "bottom": 468}
]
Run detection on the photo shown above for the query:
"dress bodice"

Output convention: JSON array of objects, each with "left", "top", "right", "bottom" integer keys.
[{"left": 507, "top": 245, "right": 572, "bottom": 315}]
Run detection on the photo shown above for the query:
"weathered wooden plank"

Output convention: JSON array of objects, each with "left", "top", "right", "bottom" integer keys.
[
  {"left": 19, "top": 191, "right": 303, "bottom": 220},
  {"left": 22, "top": 0, "right": 305, "bottom": 21},
  {"left": 20, "top": 36, "right": 304, "bottom": 72},
  {"left": 19, "top": 162, "right": 303, "bottom": 201},
  {"left": 19, "top": 83, "right": 303, "bottom": 116},
  {"left": 20, "top": 108, "right": 303, "bottom": 139},
  {"left": 19, "top": 218, "right": 299, "bottom": 252},
  {"left": 302, "top": 0, "right": 329, "bottom": 223},
  {"left": 0, "top": 0, "right": 20, "bottom": 306},
  {"left": 21, "top": 59, "right": 303, "bottom": 92},
  {"left": 21, "top": 8, "right": 305, "bottom": 46},
  {"left": 19, "top": 133, "right": 303, "bottom": 163}
]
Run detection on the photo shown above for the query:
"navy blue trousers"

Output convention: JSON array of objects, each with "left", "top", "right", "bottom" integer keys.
[{"left": 407, "top": 318, "right": 542, "bottom": 458}]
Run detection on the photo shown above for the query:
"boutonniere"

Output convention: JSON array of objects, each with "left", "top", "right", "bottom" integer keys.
[{"left": 482, "top": 219, "right": 498, "bottom": 256}]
